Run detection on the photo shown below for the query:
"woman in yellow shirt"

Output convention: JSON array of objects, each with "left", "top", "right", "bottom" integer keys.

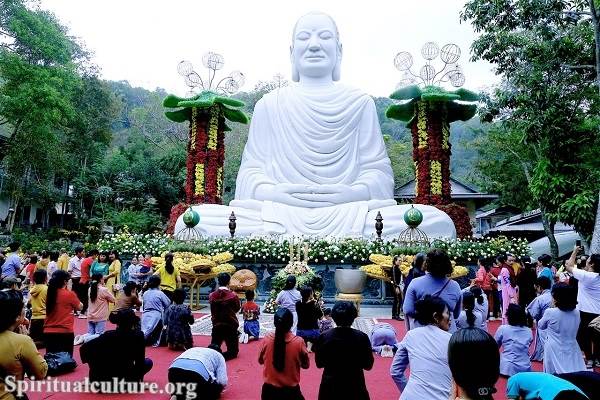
[
  {"left": 152, "top": 253, "right": 181, "bottom": 301},
  {"left": 105, "top": 252, "right": 122, "bottom": 311},
  {"left": 57, "top": 249, "right": 70, "bottom": 271},
  {"left": 0, "top": 290, "right": 48, "bottom": 400}
]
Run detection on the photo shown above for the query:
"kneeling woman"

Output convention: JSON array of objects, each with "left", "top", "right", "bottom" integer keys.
[
  {"left": 141, "top": 276, "right": 171, "bottom": 346},
  {"left": 80, "top": 309, "right": 153, "bottom": 385},
  {"left": 390, "top": 296, "right": 452, "bottom": 400},
  {"left": 259, "top": 308, "right": 310, "bottom": 400}
]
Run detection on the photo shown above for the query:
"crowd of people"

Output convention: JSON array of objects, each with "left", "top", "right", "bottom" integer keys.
[{"left": 1, "top": 240, "right": 600, "bottom": 399}]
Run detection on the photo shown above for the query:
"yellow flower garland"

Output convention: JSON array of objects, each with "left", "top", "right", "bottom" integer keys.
[
  {"left": 442, "top": 123, "right": 450, "bottom": 151},
  {"left": 417, "top": 102, "right": 427, "bottom": 149},
  {"left": 430, "top": 160, "right": 442, "bottom": 195},
  {"left": 414, "top": 161, "right": 419, "bottom": 194},
  {"left": 216, "top": 166, "right": 223, "bottom": 196},
  {"left": 207, "top": 106, "right": 219, "bottom": 151},
  {"left": 190, "top": 107, "right": 197, "bottom": 150},
  {"left": 194, "top": 163, "right": 205, "bottom": 196}
]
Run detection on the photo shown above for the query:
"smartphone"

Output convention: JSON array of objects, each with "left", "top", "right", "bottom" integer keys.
[{"left": 576, "top": 239, "right": 582, "bottom": 248}]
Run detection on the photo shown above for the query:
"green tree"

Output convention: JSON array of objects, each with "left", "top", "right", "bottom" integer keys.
[
  {"left": 0, "top": 0, "right": 84, "bottom": 230},
  {"left": 462, "top": 0, "right": 600, "bottom": 256}
]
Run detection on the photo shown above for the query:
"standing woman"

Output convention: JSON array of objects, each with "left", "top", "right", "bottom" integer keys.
[
  {"left": 448, "top": 327, "right": 500, "bottom": 400},
  {"left": 276, "top": 275, "right": 302, "bottom": 334},
  {"left": 390, "top": 255, "right": 405, "bottom": 321},
  {"left": 403, "top": 249, "right": 462, "bottom": 332},
  {"left": 475, "top": 257, "right": 494, "bottom": 320},
  {"left": 106, "top": 250, "right": 122, "bottom": 300},
  {"left": 403, "top": 253, "right": 426, "bottom": 296},
  {"left": 90, "top": 252, "right": 110, "bottom": 278},
  {"left": 44, "top": 270, "right": 82, "bottom": 356},
  {"left": 538, "top": 283, "right": 586, "bottom": 374},
  {"left": 565, "top": 246, "right": 600, "bottom": 369},
  {"left": 526, "top": 276, "right": 553, "bottom": 362},
  {"left": 259, "top": 308, "right": 309, "bottom": 400},
  {"left": 153, "top": 253, "right": 181, "bottom": 301},
  {"left": 390, "top": 296, "right": 453, "bottom": 400}
]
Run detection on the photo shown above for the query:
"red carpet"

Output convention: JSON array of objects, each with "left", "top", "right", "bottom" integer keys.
[{"left": 27, "top": 317, "right": 542, "bottom": 399}]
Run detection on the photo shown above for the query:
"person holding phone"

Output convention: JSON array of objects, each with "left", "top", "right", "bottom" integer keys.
[{"left": 565, "top": 244, "right": 600, "bottom": 369}]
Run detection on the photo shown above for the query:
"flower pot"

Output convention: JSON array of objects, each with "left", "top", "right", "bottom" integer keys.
[{"left": 334, "top": 269, "right": 366, "bottom": 294}]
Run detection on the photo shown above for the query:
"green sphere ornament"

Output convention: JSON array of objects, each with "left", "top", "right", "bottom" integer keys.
[
  {"left": 404, "top": 206, "right": 423, "bottom": 228},
  {"left": 182, "top": 207, "right": 200, "bottom": 228}
]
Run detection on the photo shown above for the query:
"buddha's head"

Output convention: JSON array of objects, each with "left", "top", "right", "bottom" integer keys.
[{"left": 290, "top": 12, "right": 342, "bottom": 83}]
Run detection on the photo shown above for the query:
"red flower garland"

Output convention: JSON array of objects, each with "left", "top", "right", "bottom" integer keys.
[
  {"left": 183, "top": 106, "right": 226, "bottom": 205},
  {"left": 435, "top": 203, "right": 472, "bottom": 238},
  {"left": 166, "top": 202, "right": 189, "bottom": 234},
  {"left": 411, "top": 101, "right": 452, "bottom": 205}
]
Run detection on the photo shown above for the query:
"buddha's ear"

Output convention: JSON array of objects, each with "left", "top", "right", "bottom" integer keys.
[
  {"left": 290, "top": 45, "right": 300, "bottom": 82},
  {"left": 332, "top": 43, "right": 342, "bottom": 81}
]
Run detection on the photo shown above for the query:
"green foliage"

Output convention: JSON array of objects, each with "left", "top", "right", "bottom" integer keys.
[
  {"left": 106, "top": 209, "right": 162, "bottom": 233},
  {"left": 163, "top": 91, "right": 249, "bottom": 125},
  {"left": 386, "top": 85, "right": 479, "bottom": 124}
]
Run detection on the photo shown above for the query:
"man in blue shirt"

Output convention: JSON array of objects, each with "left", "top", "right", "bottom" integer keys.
[
  {"left": 1, "top": 242, "right": 22, "bottom": 280},
  {"left": 507, "top": 372, "right": 588, "bottom": 399}
]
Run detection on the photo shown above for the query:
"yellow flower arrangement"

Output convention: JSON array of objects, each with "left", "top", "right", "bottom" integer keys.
[
  {"left": 417, "top": 102, "right": 427, "bottom": 149},
  {"left": 212, "top": 263, "right": 236, "bottom": 275},
  {"left": 368, "top": 254, "right": 393, "bottom": 267},
  {"left": 430, "top": 160, "right": 442, "bottom": 195},
  {"left": 207, "top": 106, "right": 219, "bottom": 151},
  {"left": 359, "top": 264, "right": 390, "bottom": 281},
  {"left": 190, "top": 107, "right": 197, "bottom": 150},
  {"left": 211, "top": 252, "right": 234, "bottom": 264},
  {"left": 194, "top": 163, "right": 205, "bottom": 196}
]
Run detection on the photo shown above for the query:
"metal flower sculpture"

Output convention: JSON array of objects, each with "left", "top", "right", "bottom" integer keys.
[{"left": 163, "top": 52, "right": 249, "bottom": 209}]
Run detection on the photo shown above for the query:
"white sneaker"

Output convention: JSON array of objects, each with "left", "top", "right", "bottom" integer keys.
[{"left": 78, "top": 314, "right": 88, "bottom": 319}]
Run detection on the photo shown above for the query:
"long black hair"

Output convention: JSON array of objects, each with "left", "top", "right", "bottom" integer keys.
[
  {"left": 0, "top": 290, "right": 24, "bottom": 332},
  {"left": 462, "top": 291, "right": 477, "bottom": 328},
  {"left": 273, "top": 307, "right": 293, "bottom": 372},
  {"left": 470, "top": 286, "right": 485, "bottom": 306},
  {"left": 552, "top": 283, "right": 578, "bottom": 311},
  {"left": 414, "top": 295, "right": 449, "bottom": 326},
  {"left": 165, "top": 252, "right": 174, "bottom": 274},
  {"left": 47, "top": 270, "right": 70, "bottom": 314},
  {"left": 448, "top": 328, "right": 499, "bottom": 400},
  {"left": 283, "top": 275, "right": 297, "bottom": 291},
  {"left": 123, "top": 281, "right": 138, "bottom": 296},
  {"left": 89, "top": 273, "right": 103, "bottom": 303}
]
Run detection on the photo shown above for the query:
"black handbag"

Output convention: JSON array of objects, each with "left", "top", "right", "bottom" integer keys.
[{"left": 44, "top": 352, "right": 77, "bottom": 376}]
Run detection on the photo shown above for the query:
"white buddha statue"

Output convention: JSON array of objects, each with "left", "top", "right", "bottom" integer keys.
[{"left": 174, "top": 12, "right": 456, "bottom": 239}]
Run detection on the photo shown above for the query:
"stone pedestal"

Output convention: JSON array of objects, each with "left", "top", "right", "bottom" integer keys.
[{"left": 335, "top": 293, "right": 364, "bottom": 316}]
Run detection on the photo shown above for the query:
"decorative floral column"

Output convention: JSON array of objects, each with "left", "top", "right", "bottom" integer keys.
[
  {"left": 387, "top": 85, "right": 478, "bottom": 237},
  {"left": 412, "top": 101, "right": 452, "bottom": 205},
  {"left": 163, "top": 91, "right": 249, "bottom": 234}
]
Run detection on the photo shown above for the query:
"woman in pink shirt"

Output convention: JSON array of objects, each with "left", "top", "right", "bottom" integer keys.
[
  {"left": 75, "top": 274, "right": 115, "bottom": 345},
  {"left": 499, "top": 260, "right": 518, "bottom": 324}
]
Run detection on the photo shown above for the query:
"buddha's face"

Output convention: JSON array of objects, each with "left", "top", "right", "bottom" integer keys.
[{"left": 291, "top": 13, "right": 340, "bottom": 81}]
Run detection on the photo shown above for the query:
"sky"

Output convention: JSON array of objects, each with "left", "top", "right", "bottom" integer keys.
[{"left": 39, "top": 0, "right": 498, "bottom": 98}]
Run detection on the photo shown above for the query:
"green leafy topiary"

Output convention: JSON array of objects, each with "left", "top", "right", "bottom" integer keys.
[
  {"left": 386, "top": 85, "right": 480, "bottom": 126},
  {"left": 163, "top": 90, "right": 249, "bottom": 125}
]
